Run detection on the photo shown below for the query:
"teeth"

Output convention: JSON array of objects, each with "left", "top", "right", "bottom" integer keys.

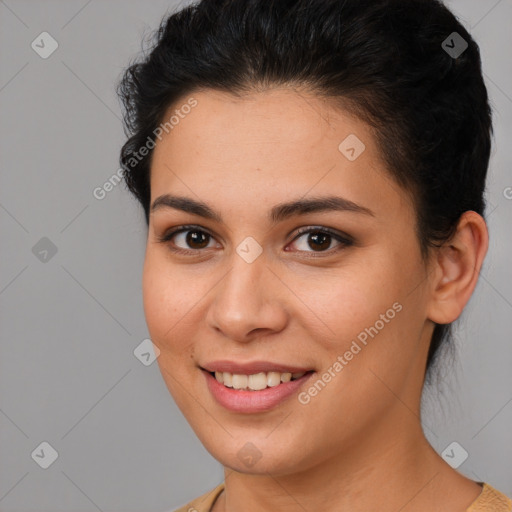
[
  {"left": 267, "top": 372, "right": 282, "bottom": 387},
  {"left": 222, "top": 372, "right": 233, "bottom": 388},
  {"left": 232, "top": 374, "right": 248, "bottom": 390},
  {"left": 248, "top": 372, "right": 268, "bottom": 390},
  {"left": 213, "top": 370, "right": 307, "bottom": 390}
]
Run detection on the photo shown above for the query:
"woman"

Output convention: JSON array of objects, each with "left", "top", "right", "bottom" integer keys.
[{"left": 117, "top": 0, "right": 511, "bottom": 510}]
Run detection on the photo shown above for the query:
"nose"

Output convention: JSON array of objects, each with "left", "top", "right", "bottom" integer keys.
[{"left": 205, "top": 252, "right": 289, "bottom": 343}]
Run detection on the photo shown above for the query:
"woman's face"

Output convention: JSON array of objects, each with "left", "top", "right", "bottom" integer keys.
[{"left": 143, "top": 88, "right": 435, "bottom": 475}]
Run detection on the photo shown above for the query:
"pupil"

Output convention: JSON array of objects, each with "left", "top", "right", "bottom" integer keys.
[
  {"left": 187, "top": 231, "right": 209, "bottom": 249},
  {"left": 309, "top": 232, "right": 330, "bottom": 251}
]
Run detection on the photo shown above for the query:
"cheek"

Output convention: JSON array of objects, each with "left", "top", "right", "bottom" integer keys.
[
  {"left": 142, "top": 253, "right": 204, "bottom": 413},
  {"left": 302, "top": 251, "right": 423, "bottom": 386},
  {"left": 299, "top": 259, "right": 404, "bottom": 350},
  {"left": 142, "top": 251, "right": 200, "bottom": 355},
  {"left": 343, "top": 293, "right": 424, "bottom": 400}
]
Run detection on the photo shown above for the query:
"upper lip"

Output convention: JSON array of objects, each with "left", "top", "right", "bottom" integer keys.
[{"left": 201, "top": 360, "right": 314, "bottom": 375}]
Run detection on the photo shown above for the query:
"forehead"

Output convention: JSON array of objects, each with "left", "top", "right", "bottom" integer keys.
[
  {"left": 154, "top": 87, "right": 365, "bottom": 157},
  {"left": 149, "top": 88, "right": 412, "bottom": 221}
]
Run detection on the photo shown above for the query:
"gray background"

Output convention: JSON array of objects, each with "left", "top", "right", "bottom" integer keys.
[{"left": 0, "top": 0, "right": 511, "bottom": 510}]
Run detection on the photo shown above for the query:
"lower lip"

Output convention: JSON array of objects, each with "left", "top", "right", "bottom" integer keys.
[{"left": 202, "top": 369, "right": 314, "bottom": 413}]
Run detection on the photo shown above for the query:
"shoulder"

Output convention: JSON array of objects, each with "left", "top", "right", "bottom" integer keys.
[
  {"left": 467, "top": 483, "right": 512, "bottom": 511},
  {"left": 169, "top": 481, "right": 511, "bottom": 512},
  {"left": 171, "top": 482, "right": 225, "bottom": 512}
]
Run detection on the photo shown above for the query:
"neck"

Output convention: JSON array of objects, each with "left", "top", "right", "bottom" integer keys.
[{"left": 216, "top": 408, "right": 480, "bottom": 512}]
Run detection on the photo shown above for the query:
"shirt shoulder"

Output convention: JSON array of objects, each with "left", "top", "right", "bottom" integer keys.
[
  {"left": 172, "top": 482, "right": 225, "bottom": 512},
  {"left": 467, "top": 483, "right": 512, "bottom": 512},
  {"left": 170, "top": 481, "right": 511, "bottom": 511}
]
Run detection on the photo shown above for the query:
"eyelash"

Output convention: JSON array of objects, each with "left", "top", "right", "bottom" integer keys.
[{"left": 156, "top": 224, "right": 354, "bottom": 257}]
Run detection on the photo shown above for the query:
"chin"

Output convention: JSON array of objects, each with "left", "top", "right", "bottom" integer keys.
[{"left": 200, "top": 433, "right": 311, "bottom": 476}]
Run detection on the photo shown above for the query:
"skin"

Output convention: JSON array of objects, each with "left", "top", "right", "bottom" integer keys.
[{"left": 142, "top": 87, "right": 488, "bottom": 512}]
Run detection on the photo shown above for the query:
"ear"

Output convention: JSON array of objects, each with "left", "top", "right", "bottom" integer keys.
[{"left": 426, "top": 211, "right": 489, "bottom": 325}]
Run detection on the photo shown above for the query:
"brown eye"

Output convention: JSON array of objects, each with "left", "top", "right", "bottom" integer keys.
[
  {"left": 288, "top": 227, "right": 353, "bottom": 255},
  {"left": 157, "top": 225, "right": 353, "bottom": 257},
  {"left": 181, "top": 230, "right": 211, "bottom": 249},
  {"left": 158, "top": 226, "right": 217, "bottom": 253},
  {"left": 305, "top": 232, "right": 332, "bottom": 251}
]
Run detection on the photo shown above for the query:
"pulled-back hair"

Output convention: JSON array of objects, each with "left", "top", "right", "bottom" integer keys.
[{"left": 117, "top": 0, "right": 493, "bottom": 377}]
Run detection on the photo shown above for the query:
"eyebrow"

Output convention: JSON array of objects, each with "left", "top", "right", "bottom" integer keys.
[{"left": 150, "top": 194, "right": 375, "bottom": 224}]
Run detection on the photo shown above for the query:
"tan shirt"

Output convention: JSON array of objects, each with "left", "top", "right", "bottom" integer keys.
[{"left": 172, "top": 482, "right": 512, "bottom": 512}]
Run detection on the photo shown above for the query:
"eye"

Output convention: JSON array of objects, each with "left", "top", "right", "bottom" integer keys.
[
  {"left": 156, "top": 225, "right": 353, "bottom": 256},
  {"left": 287, "top": 226, "right": 353, "bottom": 256},
  {"left": 156, "top": 225, "right": 217, "bottom": 254}
]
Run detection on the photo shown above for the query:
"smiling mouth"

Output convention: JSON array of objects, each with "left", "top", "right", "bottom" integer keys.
[{"left": 207, "top": 369, "right": 315, "bottom": 391}]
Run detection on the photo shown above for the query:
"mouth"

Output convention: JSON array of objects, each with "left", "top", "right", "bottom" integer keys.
[
  {"left": 205, "top": 369, "right": 315, "bottom": 391},
  {"left": 201, "top": 367, "right": 315, "bottom": 413}
]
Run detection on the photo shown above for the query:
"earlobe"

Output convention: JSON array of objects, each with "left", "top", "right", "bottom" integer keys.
[{"left": 426, "top": 211, "right": 489, "bottom": 325}]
